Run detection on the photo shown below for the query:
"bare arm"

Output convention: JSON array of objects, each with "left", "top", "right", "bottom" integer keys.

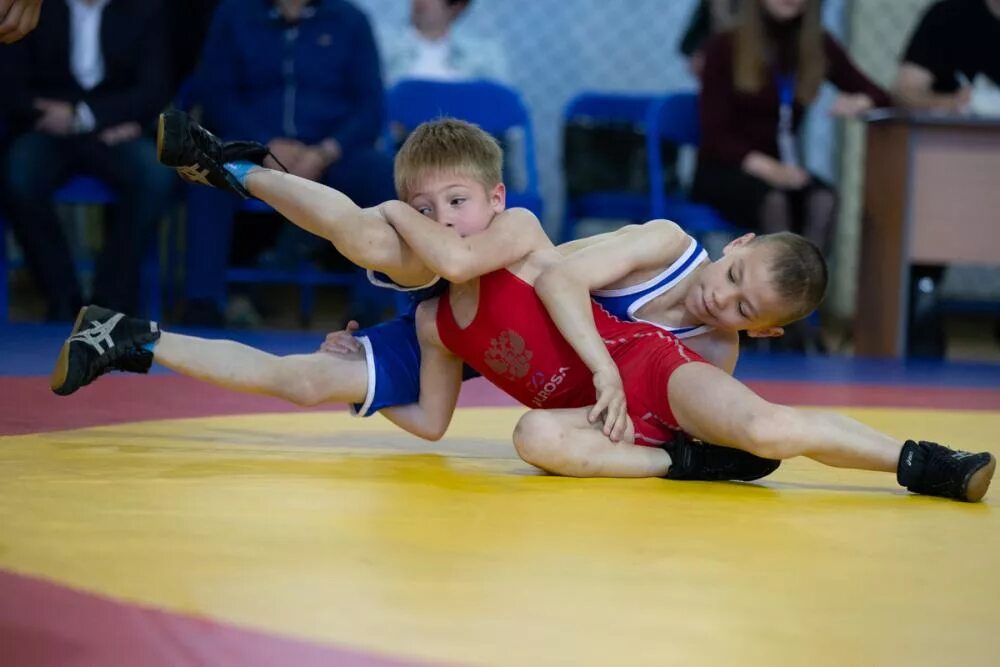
[
  {"left": 893, "top": 63, "right": 970, "bottom": 113},
  {"left": 537, "top": 221, "right": 691, "bottom": 380},
  {"left": 535, "top": 221, "right": 691, "bottom": 440},
  {"left": 379, "top": 299, "right": 464, "bottom": 440},
  {"left": 245, "top": 169, "right": 436, "bottom": 287},
  {"left": 680, "top": 329, "right": 739, "bottom": 375},
  {"left": 380, "top": 203, "right": 551, "bottom": 283}
]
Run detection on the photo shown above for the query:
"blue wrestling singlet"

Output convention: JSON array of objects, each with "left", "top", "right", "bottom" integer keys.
[
  {"left": 351, "top": 270, "right": 478, "bottom": 417},
  {"left": 591, "top": 237, "right": 713, "bottom": 340}
]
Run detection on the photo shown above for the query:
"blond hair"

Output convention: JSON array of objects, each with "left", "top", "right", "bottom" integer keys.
[
  {"left": 753, "top": 232, "right": 828, "bottom": 325},
  {"left": 734, "top": 0, "right": 826, "bottom": 105},
  {"left": 393, "top": 118, "right": 503, "bottom": 201}
]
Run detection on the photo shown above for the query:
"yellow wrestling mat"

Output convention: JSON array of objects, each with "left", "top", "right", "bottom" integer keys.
[{"left": 2, "top": 406, "right": 999, "bottom": 666}]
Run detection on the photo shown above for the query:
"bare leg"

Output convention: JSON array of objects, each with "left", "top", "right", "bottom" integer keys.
[
  {"left": 513, "top": 408, "right": 672, "bottom": 477},
  {"left": 667, "top": 362, "right": 901, "bottom": 472},
  {"left": 243, "top": 169, "right": 429, "bottom": 284},
  {"left": 153, "top": 332, "right": 369, "bottom": 407},
  {"left": 801, "top": 187, "right": 837, "bottom": 256},
  {"left": 758, "top": 189, "right": 793, "bottom": 234}
]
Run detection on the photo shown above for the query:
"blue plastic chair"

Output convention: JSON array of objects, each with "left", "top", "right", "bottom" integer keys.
[
  {"left": 384, "top": 79, "right": 543, "bottom": 216},
  {"left": 0, "top": 175, "right": 163, "bottom": 322},
  {"left": 218, "top": 195, "right": 372, "bottom": 326},
  {"left": 645, "top": 92, "right": 741, "bottom": 236},
  {"left": 559, "top": 92, "right": 661, "bottom": 243}
]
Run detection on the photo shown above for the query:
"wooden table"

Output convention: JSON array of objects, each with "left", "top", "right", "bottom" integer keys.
[{"left": 856, "top": 111, "right": 1000, "bottom": 358}]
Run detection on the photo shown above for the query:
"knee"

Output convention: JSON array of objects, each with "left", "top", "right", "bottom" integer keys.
[
  {"left": 278, "top": 362, "right": 328, "bottom": 407},
  {"left": 512, "top": 410, "right": 567, "bottom": 468},
  {"left": 742, "top": 406, "right": 800, "bottom": 460}
]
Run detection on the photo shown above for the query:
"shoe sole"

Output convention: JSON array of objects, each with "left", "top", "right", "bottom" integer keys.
[
  {"left": 156, "top": 112, "right": 166, "bottom": 162},
  {"left": 50, "top": 306, "right": 89, "bottom": 395},
  {"left": 156, "top": 110, "right": 186, "bottom": 167},
  {"left": 965, "top": 453, "right": 996, "bottom": 502}
]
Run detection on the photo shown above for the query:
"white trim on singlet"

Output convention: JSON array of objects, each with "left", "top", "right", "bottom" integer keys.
[
  {"left": 366, "top": 269, "right": 441, "bottom": 292},
  {"left": 590, "top": 237, "right": 713, "bottom": 340}
]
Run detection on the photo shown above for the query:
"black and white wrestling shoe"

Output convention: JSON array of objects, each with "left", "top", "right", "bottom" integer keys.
[{"left": 50, "top": 305, "right": 160, "bottom": 396}]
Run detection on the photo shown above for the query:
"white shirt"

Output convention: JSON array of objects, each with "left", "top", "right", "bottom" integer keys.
[
  {"left": 67, "top": 0, "right": 111, "bottom": 131},
  {"left": 407, "top": 27, "right": 462, "bottom": 81}
]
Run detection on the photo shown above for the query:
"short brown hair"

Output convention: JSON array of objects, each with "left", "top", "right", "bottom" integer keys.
[
  {"left": 393, "top": 118, "right": 503, "bottom": 202},
  {"left": 754, "top": 232, "right": 828, "bottom": 325}
]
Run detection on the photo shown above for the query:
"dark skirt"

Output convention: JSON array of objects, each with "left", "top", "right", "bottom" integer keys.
[{"left": 691, "top": 161, "right": 834, "bottom": 232}]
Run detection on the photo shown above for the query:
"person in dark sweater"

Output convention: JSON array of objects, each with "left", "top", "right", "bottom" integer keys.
[
  {"left": 691, "top": 0, "right": 891, "bottom": 258},
  {"left": 181, "top": 0, "right": 396, "bottom": 325}
]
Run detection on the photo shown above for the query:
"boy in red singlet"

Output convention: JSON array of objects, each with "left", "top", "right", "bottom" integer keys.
[{"left": 380, "top": 200, "right": 996, "bottom": 501}]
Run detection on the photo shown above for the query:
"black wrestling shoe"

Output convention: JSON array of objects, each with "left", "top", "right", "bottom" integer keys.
[
  {"left": 897, "top": 440, "right": 996, "bottom": 502},
  {"left": 156, "top": 109, "right": 274, "bottom": 198},
  {"left": 663, "top": 432, "right": 781, "bottom": 482},
  {"left": 50, "top": 306, "right": 161, "bottom": 396}
]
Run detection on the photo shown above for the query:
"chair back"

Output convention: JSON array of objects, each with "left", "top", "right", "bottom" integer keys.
[
  {"left": 384, "top": 79, "right": 541, "bottom": 212},
  {"left": 646, "top": 92, "right": 700, "bottom": 219},
  {"left": 564, "top": 92, "right": 658, "bottom": 127}
]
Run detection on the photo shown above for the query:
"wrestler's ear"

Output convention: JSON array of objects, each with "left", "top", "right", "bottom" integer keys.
[
  {"left": 747, "top": 326, "right": 783, "bottom": 338},
  {"left": 489, "top": 182, "right": 506, "bottom": 212},
  {"left": 722, "top": 232, "right": 756, "bottom": 255}
]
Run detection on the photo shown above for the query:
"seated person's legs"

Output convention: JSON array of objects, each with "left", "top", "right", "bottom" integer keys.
[
  {"left": 183, "top": 185, "right": 240, "bottom": 322},
  {"left": 82, "top": 136, "right": 176, "bottom": 313},
  {"left": 800, "top": 184, "right": 837, "bottom": 256},
  {"left": 3, "top": 132, "right": 82, "bottom": 319},
  {"left": 759, "top": 189, "right": 792, "bottom": 235}
]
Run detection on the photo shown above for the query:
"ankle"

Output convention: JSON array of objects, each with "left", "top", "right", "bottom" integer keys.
[{"left": 224, "top": 160, "right": 262, "bottom": 188}]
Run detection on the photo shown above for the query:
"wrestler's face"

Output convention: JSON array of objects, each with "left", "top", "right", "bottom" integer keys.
[
  {"left": 406, "top": 172, "right": 505, "bottom": 237},
  {"left": 684, "top": 234, "right": 789, "bottom": 337}
]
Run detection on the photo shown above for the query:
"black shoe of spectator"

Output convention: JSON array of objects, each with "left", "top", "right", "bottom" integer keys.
[
  {"left": 156, "top": 109, "right": 272, "bottom": 198},
  {"left": 50, "top": 305, "right": 160, "bottom": 396},
  {"left": 663, "top": 432, "right": 781, "bottom": 482},
  {"left": 897, "top": 440, "right": 995, "bottom": 502}
]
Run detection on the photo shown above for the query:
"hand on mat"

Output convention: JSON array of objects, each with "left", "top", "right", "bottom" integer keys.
[
  {"left": 590, "top": 366, "right": 629, "bottom": 442},
  {"left": 0, "top": 0, "right": 43, "bottom": 44},
  {"left": 320, "top": 320, "right": 361, "bottom": 354}
]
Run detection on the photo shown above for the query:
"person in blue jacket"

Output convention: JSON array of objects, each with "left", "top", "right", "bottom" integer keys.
[{"left": 182, "top": 0, "right": 396, "bottom": 324}]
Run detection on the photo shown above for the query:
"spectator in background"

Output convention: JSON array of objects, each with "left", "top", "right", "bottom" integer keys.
[
  {"left": 893, "top": 0, "right": 1000, "bottom": 114},
  {"left": 891, "top": 0, "right": 1000, "bottom": 357},
  {"left": 0, "top": 0, "right": 43, "bottom": 44},
  {"left": 690, "top": 0, "right": 891, "bottom": 350},
  {"left": 167, "top": 0, "right": 222, "bottom": 94},
  {"left": 692, "top": 0, "right": 890, "bottom": 258},
  {"left": 678, "top": 0, "right": 742, "bottom": 79},
  {"left": 0, "top": 0, "right": 174, "bottom": 320},
  {"left": 183, "top": 0, "right": 395, "bottom": 325},
  {"left": 377, "top": 0, "right": 509, "bottom": 86}
]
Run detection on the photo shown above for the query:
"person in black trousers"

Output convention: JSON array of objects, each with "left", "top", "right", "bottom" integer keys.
[{"left": 0, "top": 0, "right": 174, "bottom": 319}]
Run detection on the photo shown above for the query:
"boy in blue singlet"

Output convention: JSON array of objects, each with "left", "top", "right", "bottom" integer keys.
[{"left": 51, "top": 112, "right": 818, "bottom": 446}]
